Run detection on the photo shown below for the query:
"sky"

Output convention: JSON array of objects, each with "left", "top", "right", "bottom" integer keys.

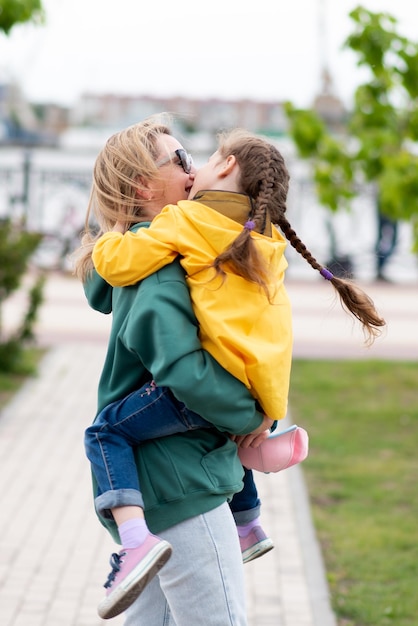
[{"left": 1, "top": 0, "right": 418, "bottom": 109}]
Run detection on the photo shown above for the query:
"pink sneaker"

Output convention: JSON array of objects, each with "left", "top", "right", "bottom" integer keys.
[
  {"left": 98, "top": 535, "right": 172, "bottom": 619},
  {"left": 239, "top": 526, "right": 274, "bottom": 564}
]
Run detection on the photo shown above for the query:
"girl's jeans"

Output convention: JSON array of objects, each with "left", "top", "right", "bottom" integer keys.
[
  {"left": 84, "top": 382, "right": 260, "bottom": 522},
  {"left": 124, "top": 502, "right": 247, "bottom": 626}
]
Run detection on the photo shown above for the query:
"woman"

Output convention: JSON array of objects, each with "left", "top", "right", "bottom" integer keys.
[{"left": 73, "top": 115, "right": 272, "bottom": 625}]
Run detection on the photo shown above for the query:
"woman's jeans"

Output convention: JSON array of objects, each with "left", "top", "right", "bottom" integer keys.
[
  {"left": 84, "top": 382, "right": 260, "bottom": 521},
  {"left": 124, "top": 503, "right": 247, "bottom": 626}
]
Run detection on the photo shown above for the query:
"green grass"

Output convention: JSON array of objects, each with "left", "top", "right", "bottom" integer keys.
[{"left": 289, "top": 360, "right": 418, "bottom": 626}]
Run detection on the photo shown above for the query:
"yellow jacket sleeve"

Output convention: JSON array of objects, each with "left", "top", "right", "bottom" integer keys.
[{"left": 92, "top": 206, "right": 180, "bottom": 287}]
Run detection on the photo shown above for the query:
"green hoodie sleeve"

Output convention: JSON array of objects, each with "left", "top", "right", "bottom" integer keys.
[
  {"left": 121, "top": 261, "right": 264, "bottom": 435},
  {"left": 83, "top": 269, "right": 113, "bottom": 314}
]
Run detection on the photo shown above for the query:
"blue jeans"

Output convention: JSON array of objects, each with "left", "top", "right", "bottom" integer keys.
[{"left": 85, "top": 381, "right": 259, "bottom": 521}]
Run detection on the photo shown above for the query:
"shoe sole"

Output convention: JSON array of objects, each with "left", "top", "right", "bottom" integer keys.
[
  {"left": 98, "top": 541, "right": 172, "bottom": 619},
  {"left": 242, "top": 538, "right": 274, "bottom": 564}
]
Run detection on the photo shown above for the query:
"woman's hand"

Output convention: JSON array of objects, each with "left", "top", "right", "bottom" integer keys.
[{"left": 230, "top": 414, "right": 274, "bottom": 449}]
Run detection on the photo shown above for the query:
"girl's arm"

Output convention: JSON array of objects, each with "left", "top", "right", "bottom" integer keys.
[{"left": 92, "top": 207, "right": 180, "bottom": 287}]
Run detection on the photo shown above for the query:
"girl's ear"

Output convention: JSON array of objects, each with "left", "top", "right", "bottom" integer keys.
[{"left": 219, "top": 154, "right": 237, "bottom": 178}]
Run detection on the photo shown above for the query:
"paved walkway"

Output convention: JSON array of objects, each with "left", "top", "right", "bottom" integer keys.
[{"left": 1, "top": 272, "right": 416, "bottom": 626}]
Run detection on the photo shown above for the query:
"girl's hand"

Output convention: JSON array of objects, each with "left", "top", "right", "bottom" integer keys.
[
  {"left": 229, "top": 414, "right": 274, "bottom": 449},
  {"left": 231, "top": 429, "right": 270, "bottom": 449}
]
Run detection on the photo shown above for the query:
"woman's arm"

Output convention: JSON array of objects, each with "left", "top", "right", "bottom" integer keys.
[{"left": 83, "top": 269, "right": 113, "bottom": 314}]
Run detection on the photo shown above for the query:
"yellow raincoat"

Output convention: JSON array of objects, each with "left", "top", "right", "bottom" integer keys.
[{"left": 93, "top": 190, "right": 293, "bottom": 419}]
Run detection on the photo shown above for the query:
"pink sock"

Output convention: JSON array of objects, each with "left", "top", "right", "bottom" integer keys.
[
  {"left": 118, "top": 518, "right": 150, "bottom": 549},
  {"left": 237, "top": 517, "right": 261, "bottom": 537}
]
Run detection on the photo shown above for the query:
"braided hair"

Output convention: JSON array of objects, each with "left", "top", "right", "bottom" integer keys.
[{"left": 212, "top": 129, "right": 385, "bottom": 345}]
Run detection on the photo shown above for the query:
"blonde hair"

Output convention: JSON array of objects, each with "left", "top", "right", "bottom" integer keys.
[
  {"left": 72, "top": 116, "right": 172, "bottom": 282},
  {"left": 212, "top": 128, "right": 386, "bottom": 345}
]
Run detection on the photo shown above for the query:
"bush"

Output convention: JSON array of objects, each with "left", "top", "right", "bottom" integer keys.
[{"left": 0, "top": 219, "right": 45, "bottom": 373}]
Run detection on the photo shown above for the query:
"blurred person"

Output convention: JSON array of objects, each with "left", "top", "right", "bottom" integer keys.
[
  {"left": 60, "top": 204, "right": 83, "bottom": 271},
  {"left": 375, "top": 203, "right": 398, "bottom": 281}
]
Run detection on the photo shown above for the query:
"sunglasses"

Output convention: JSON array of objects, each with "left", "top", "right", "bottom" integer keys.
[{"left": 157, "top": 149, "right": 193, "bottom": 174}]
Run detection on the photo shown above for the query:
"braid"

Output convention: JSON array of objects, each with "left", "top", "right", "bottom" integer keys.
[
  {"left": 278, "top": 215, "right": 386, "bottom": 345},
  {"left": 278, "top": 216, "right": 322, "bottom": 271},
  {"left": 212, "top": 134, "right": 277, "bottom": 299},
  {"left": 208, "top": 128, "right": 385, "bottom": 344},
  {"left": 253, "top": 153, "right": 275, "bottom": 234}
]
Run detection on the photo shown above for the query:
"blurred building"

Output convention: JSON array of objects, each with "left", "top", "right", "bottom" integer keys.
[
  {"left": 1, "top": 76, "right": 346, "bottom": 150},
  {"left": 70, "top": 93, "right": 289, "bottom": 137},
  {"left": 312, "top": 68, "right": 347, "bottom": 132}
]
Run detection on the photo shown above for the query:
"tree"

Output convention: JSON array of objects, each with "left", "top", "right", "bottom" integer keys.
[
  {"left": 0, "top": 0, "right": 44, "bottom": 35},
  {"left": 0, "top": 0, "right": 45, "bottom": 372},
  {"left": 284, "top": 5, "right": 418, "bottom": 252}
]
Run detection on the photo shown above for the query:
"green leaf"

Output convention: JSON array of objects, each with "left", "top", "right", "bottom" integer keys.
[
  {"left": 0, "top": 0, "right": 44, "bottom": 35},
  {"left": 284, "top": 6, "right": 418, "bottom": 249}
]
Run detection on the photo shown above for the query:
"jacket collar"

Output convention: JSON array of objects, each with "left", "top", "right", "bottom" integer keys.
[{"left": 191, "top": 190, "right": 272, "bottom": 236}]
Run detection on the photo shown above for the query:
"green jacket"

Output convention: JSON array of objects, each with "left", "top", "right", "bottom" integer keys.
[{"left": 84, "top": 224, "right": 263, "bottom": 540}]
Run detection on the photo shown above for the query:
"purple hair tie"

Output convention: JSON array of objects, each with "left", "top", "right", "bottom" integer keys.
[
  {"left": 320, "top": 267, "right": 334, "bottom": 281},
  {"left": 244, "top": 220, "right": 256, "bottom": 231}
]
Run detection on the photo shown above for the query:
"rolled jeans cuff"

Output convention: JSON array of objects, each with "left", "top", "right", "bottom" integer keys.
[
  {"left": 95, "top": 488, "right": 144, "bottom": 520},
  {"left": 232, "top": 502, "right": 261, "bottom": 525}
]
